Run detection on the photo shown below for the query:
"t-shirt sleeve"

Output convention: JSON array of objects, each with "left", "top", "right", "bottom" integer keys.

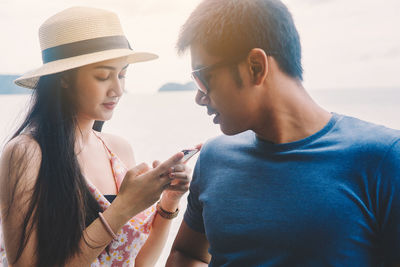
[
  {"left": 183, "top": 158, "right": 205, "bottom": 233},
  {"left": 375, "top": 139, "right": 400, "bottom": 263}
]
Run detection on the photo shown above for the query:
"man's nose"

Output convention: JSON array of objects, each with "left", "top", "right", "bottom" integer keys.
[{"left": 195, "top": 90, "right": 209, "bottom": 106}]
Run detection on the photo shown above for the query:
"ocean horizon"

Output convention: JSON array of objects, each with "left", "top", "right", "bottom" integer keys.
[{"left": 1, "top": 88, "right": 400, "bottom": 266}]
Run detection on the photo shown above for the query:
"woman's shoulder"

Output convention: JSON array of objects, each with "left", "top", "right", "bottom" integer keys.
[
  {"left": 2, "top": 135, "right": 42, "bottom": 164},
  {"left": 0, "top": 135, "right": 41, "bottom": 197},
  {"left": 95, "top": 132, "right": 135, "bottom": 168}
]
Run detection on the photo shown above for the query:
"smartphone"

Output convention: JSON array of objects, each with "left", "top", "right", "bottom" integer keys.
[{"left": 181, "top": 149, "right": 199, "bottom": 162}]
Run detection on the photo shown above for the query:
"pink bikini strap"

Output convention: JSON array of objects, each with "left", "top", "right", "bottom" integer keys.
[
  {"left": 92, "top": 130, "right": 121, "bottom": 192},
  {"left": 92, "top": 131, "right": 113, "bottom": 157}
]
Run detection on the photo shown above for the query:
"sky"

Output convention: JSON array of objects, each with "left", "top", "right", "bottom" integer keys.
[{"left": 0, "top": 0, "right": 399, "bottom": 93}]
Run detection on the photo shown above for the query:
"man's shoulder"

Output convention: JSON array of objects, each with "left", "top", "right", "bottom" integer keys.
[
  {"left": 336, "top": 114, "right": 400, "bottom": 149},
  {"left": 339, "top": 114, "right": 399, "bottom": 133}
]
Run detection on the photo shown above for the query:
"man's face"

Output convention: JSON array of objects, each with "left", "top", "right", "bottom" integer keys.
[{"left": 190, "top": 44, "right": 258, "bottom": 135}]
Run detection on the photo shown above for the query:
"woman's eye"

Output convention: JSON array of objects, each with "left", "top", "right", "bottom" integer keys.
[{"left": 95, "top": 76, "right": 109, "bottom": 81}]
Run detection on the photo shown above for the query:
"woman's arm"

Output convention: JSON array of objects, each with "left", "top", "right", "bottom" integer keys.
[
  {"left": 99, "top": 134, "right": 176, "bottom": 266},
  {"left": 134, "top": 189, "right": 180, "bottom": 266},
  {"left": 0, "top": 136, "right": 184, "bottom": 266},
  {"left": 72, "top": 154, "right": 185, "bottom": 266},
  {"left": 67, "top": 197, "right": 135, "bottom": 266},
  {"left": 135, "top": 161, "right": 191, "bottom": 267},
  {"left": 0, "top": 136, "right": 41, "bottom": 266},
  {"left": 95, "top": 133, "right": 193, "bottom": 266},
  {"left": 0, "top": 137, "right": 128, "bottom": 266}
]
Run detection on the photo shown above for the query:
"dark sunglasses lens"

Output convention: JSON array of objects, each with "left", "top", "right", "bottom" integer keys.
[{"left": 191, "top": 73, "right": 208, "bottom": 95}]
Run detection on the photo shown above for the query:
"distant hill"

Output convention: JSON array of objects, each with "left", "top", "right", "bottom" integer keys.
[
  {"left": 158, "top": 81, "right": 196, "bottom": 92},
  {"left": 0, "top": 74, "right": 30, "bottom": 94}
]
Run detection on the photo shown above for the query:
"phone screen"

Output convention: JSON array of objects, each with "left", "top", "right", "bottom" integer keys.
[{"left": 182, "top": 149, "right": 199, "bottom": 162}]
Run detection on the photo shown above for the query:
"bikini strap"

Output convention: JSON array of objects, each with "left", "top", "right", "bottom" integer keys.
[
  {"left": 92, "top": 130, "right": 121, "bottom": 193},
  {"left": 92, "top": 130, "right": 113, "bottom": 156}
]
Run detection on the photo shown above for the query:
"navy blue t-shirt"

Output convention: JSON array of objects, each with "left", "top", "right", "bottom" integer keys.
[{"left": 184, "top": 113, "right": 400, "bottom": 266}]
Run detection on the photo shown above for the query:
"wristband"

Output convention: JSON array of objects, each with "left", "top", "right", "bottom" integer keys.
[
  {"left": 156, "top": 201, "right": 179, "bottom": 219},
  {"left": 98, "top": 212, "right": 118, "bottom": 240}
]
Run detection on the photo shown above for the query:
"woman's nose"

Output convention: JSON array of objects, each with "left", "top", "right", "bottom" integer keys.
[{"left": 110, "top": 78, "right": 124, "bottom": 97}]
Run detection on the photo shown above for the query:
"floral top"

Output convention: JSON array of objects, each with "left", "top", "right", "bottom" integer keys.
[
  {"left": 0, "top": 134, "right": 156, "bottom": 267},
  {"left": 90, "top": 133, "right": 157, "bottom": 266}
]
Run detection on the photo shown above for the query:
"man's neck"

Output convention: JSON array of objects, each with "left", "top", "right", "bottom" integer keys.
[{"left": 253, "top": 78, "right": 332, "bottom": 144}]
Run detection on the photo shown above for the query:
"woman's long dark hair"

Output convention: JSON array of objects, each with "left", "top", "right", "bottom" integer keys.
[{"left": 8, "top": 72, "right": 103, "bottom": 266}]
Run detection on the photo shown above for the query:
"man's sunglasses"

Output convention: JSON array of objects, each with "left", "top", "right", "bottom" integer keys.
[
  {"left": 191, "top": 56, "right": 246, "bottom": 95},
  {"left": 191, "top": 51, "right": 277, "bottom": 95}
]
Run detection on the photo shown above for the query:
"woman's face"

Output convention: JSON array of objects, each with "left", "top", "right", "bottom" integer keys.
[{"left": 71, "top": 57, "right": 128, "bottom": 122}]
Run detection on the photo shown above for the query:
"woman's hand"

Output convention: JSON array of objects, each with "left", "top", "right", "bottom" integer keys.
[
  {"left": 160, "top": 162, "right": 192, "bottom": 203},
  {"left": 113, "top": 152, "right": 184, "bottom": 220},
  {"left": 156, "top": 144, "right": 202, "bottom": 208}
]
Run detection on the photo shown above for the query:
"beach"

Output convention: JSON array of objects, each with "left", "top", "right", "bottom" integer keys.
[{"left": 0, "top": 88, "right": 399, "bottom": 266}]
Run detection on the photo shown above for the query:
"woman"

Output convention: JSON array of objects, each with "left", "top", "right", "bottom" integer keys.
[{"left": 0, "top": 7, "right": 193, "bottom": 267}]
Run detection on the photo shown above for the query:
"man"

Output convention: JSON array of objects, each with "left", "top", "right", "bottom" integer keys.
[{"left": 166, "top": 0, "right": 400, "bottom": 266}]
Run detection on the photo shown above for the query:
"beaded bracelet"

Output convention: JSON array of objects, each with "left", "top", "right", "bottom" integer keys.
[
  {"left": 98, "top": 212, "right": 118, "bottom": 240},
  {"left": 156, "top": 201, "right": 179, "bottom": 219}
]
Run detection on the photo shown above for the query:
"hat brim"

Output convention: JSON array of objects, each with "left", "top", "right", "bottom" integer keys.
[{"left": 14, "top": 49, "right": 158, "bottom": 89}]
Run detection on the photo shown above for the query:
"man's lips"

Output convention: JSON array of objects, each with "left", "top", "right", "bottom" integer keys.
[
  {"left": 207, "top": 107, "right": 220, "bottom": 123},
  {"left": 213, "top": 113, "right": 220, "bottom": 124}
]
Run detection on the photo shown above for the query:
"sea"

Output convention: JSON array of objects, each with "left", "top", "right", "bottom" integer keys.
[{"left": 0, "top": 88, "right": 399, "bottom": 266}]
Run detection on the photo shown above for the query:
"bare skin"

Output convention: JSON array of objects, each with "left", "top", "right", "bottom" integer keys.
[
  {"left": 167, "top": 44, "right": 331, "bottom": 266},
  {"left": 0, "top": 57, "right": 192, "bottom": 266},
  {"left": 168, "top": 44, "right": 400, "bottom": 267}
]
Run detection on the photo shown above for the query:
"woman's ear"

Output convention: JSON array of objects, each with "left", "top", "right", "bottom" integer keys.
[{"left": 248, "top": 48, "right": 268, "bottom": 85}]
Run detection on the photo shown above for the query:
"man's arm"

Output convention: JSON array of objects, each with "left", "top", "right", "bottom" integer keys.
[{"left": 166, "top": 221, "right": 211, "bottom": 267}]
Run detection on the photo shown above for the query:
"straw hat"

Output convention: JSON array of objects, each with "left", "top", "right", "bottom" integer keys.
[{"left": 15, "top": 6, "right": 158, "bottom": 89}]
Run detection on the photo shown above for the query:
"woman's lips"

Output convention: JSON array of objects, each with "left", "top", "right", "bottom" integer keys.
[{"left": 102, "top": 102, "right": 116, "bottom": 110}]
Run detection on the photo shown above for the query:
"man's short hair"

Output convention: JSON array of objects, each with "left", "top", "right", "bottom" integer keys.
[{"left": 177, "top": 0, "right": 303, "bottom": 81}]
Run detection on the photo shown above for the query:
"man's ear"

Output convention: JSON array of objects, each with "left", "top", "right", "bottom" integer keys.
[{"left": 248, "top": 48, "right": 268, "bottom": 85}]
